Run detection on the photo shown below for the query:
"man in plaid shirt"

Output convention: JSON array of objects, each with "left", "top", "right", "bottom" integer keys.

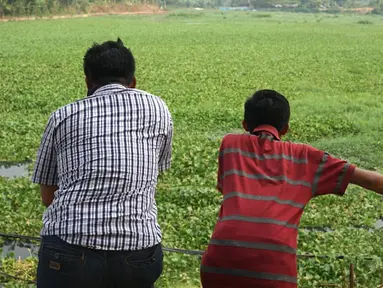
[{"left": 32, "top": 38, "right": 173, "bottom": 288}]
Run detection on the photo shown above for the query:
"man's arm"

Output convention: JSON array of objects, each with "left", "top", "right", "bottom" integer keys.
[
  {"left": 40, "top": 184, "right": 59, "bottom": 207},
  {"left": 350, "top": 168, "right": 383, "bottom": 195},
  {"left": 32, "top": 113, "right": 59, "bottom": 207},
  {"left": 158, "top": 116, "right": 173, "bottom": 174}
]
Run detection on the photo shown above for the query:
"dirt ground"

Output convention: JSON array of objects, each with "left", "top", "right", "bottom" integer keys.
[
  {"left": 342, "top": 7, "right": 375, "bottom": 14},
  {"left": 0, "top": 4, "right": 166, "bottom": 22},
  {"left": 88, "top": 3, "right": 162, "bottom": 14}
]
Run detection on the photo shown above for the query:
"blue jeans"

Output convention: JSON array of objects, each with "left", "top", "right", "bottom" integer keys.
[{"left": 37, "top": 236, "right": 163, "bottom": 288}]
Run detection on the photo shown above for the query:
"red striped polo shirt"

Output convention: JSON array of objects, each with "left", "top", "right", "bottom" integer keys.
[{"left": 201, "top": 125, "right": 356, "bottom": 288}]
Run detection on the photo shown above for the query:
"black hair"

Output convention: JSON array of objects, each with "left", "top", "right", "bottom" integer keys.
[
  {"left": 244, "top": 89, "right": 290, "bottom": 132},
  {"left": 83, "top": 38, "right": 135, "bottom": 86}
]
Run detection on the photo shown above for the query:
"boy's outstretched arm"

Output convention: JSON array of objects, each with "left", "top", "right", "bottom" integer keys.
[
  {"left": 309, "top": 149, "right": 382, "bottom": 197},
  {"left": 350, "top": 168, "right": 383, "bottom": 195}
]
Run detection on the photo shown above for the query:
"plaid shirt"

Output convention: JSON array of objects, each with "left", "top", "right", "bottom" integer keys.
[{"left": 32, "top": 84, "right": 173, "bottom": 251}]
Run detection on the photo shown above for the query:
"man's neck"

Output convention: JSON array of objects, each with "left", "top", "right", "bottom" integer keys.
[
  {"left": 87, "top": 82, "right": 129, "bottom": 97},
  {"left": 87, "top": 87, "right": 98, "bottom": 97}
]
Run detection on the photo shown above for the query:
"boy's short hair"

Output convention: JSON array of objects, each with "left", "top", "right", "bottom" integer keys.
[{"left": 244, "top": 89, "right": 290, "bottom": 132}]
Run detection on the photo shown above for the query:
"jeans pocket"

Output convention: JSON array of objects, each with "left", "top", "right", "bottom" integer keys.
[
  {"left": 40, "top": 241, "right": 84, "bottom": 264},
  {"left": 125, "top": 244, "right": 163, "bottom": 269},
  {"left": 120, "top": 244, "right": 163, "bottom": 287},
  {"left": 37, "top": 241, "right": 85, "bottom": 288}
]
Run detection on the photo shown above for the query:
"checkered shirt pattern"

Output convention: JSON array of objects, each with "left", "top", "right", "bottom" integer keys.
[{"left": 32, "top": 84, "right": 173, "bottom": 251}]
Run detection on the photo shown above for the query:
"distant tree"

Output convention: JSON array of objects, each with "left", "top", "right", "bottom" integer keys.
[
  {"left": 303, "top": 0, "right": 321, "bottom": 8},
  {"left": 249, "top": 0, "right": 274, "bottom": 9},
  {"left": 342, "top": 0, "right": 356, "bottom": 7},
  {"left": 0, "top": 0, "right": 12, "bottom": 16}
]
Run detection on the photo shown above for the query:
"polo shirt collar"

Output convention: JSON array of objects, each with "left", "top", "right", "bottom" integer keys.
[
  {"left": 252, "top": 125, "right": 281, "bottom": 141},
  {"left": 88, "top": 83, "right": 128, "bottom": 98}
]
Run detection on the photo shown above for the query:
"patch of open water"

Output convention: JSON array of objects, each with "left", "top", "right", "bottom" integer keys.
[{"left": 0, "top": 161, "right": 31, "bottom": 178}]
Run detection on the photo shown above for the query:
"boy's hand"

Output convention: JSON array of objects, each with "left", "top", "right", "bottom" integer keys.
[{"left": 351, "top": 168, "right": 383, "bottom": 195}]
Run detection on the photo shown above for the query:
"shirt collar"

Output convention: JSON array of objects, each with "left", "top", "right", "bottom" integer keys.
[
  {"left": 88, "top": 84, "right": 128, "bottom": 98},
  {"left": 252, "top": 125, "right": 281, "bottom": 141}
]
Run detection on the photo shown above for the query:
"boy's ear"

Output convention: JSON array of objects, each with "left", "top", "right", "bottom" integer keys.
[
  {"left": 242, "top": 120, "right": 249, "bottom": 132},
  {"left": 280, "top": 123, "right": 289, "bottom": 136}
]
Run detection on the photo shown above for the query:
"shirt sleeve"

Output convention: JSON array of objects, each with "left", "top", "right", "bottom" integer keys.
[
  {"left": 158, "top": 116, "right": 173, "bottom": 173},
  {"left": 216, "top": 138, "right": 225, "bottom": 193},
  {"left": 32, "top": 113, "right": 59, "bottom": 186},
  {"left": 310, "top": 149, "right": 356, "bottom": 197}
]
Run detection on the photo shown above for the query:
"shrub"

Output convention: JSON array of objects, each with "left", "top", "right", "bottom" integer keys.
[
  {"left": 252, "top": 13, "right": 272, "bottom": 18},
  {"left": 167, "top": 11, "right": 204, "bottom": 18},
  {"left": 370, "top": 7, "right": 383, "bottom": 15},
  {"left": 357, "top": 20, "right": 373, "bottom": 25},
  {"left": 323, "top": 8, "right": 341, "bottom": 14}
]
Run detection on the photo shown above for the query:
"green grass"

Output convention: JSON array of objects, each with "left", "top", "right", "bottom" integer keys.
[{"left": 0, "top": 10, "right": 383, "bottom": 288}]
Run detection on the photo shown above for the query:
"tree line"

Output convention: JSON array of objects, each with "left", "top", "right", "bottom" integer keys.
[
  {"left": 0, "top": 0, "right": 381, "bottom": 18},
  {"left": 0, "top": 0, "right": 157, "bottom": 17}
]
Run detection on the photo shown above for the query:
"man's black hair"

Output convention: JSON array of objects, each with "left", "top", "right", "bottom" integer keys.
[
  {"left": 244, "top": 89, "right": 290, "bottom": 132},
  {"left": 83, "top": 38, "right": 135, "bottom": 86}
]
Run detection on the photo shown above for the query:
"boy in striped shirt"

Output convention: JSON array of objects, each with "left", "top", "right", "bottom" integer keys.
[{"left": 201, "top": 89, "right": 383, "bottom": 288}]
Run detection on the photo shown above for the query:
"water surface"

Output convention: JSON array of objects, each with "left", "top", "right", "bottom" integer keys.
[
  {"left": 1, "top": 239, "right": 38, "bottom": 260},
  {"left": 0, "top": 161, "right": 31, "bottom": 178}
]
